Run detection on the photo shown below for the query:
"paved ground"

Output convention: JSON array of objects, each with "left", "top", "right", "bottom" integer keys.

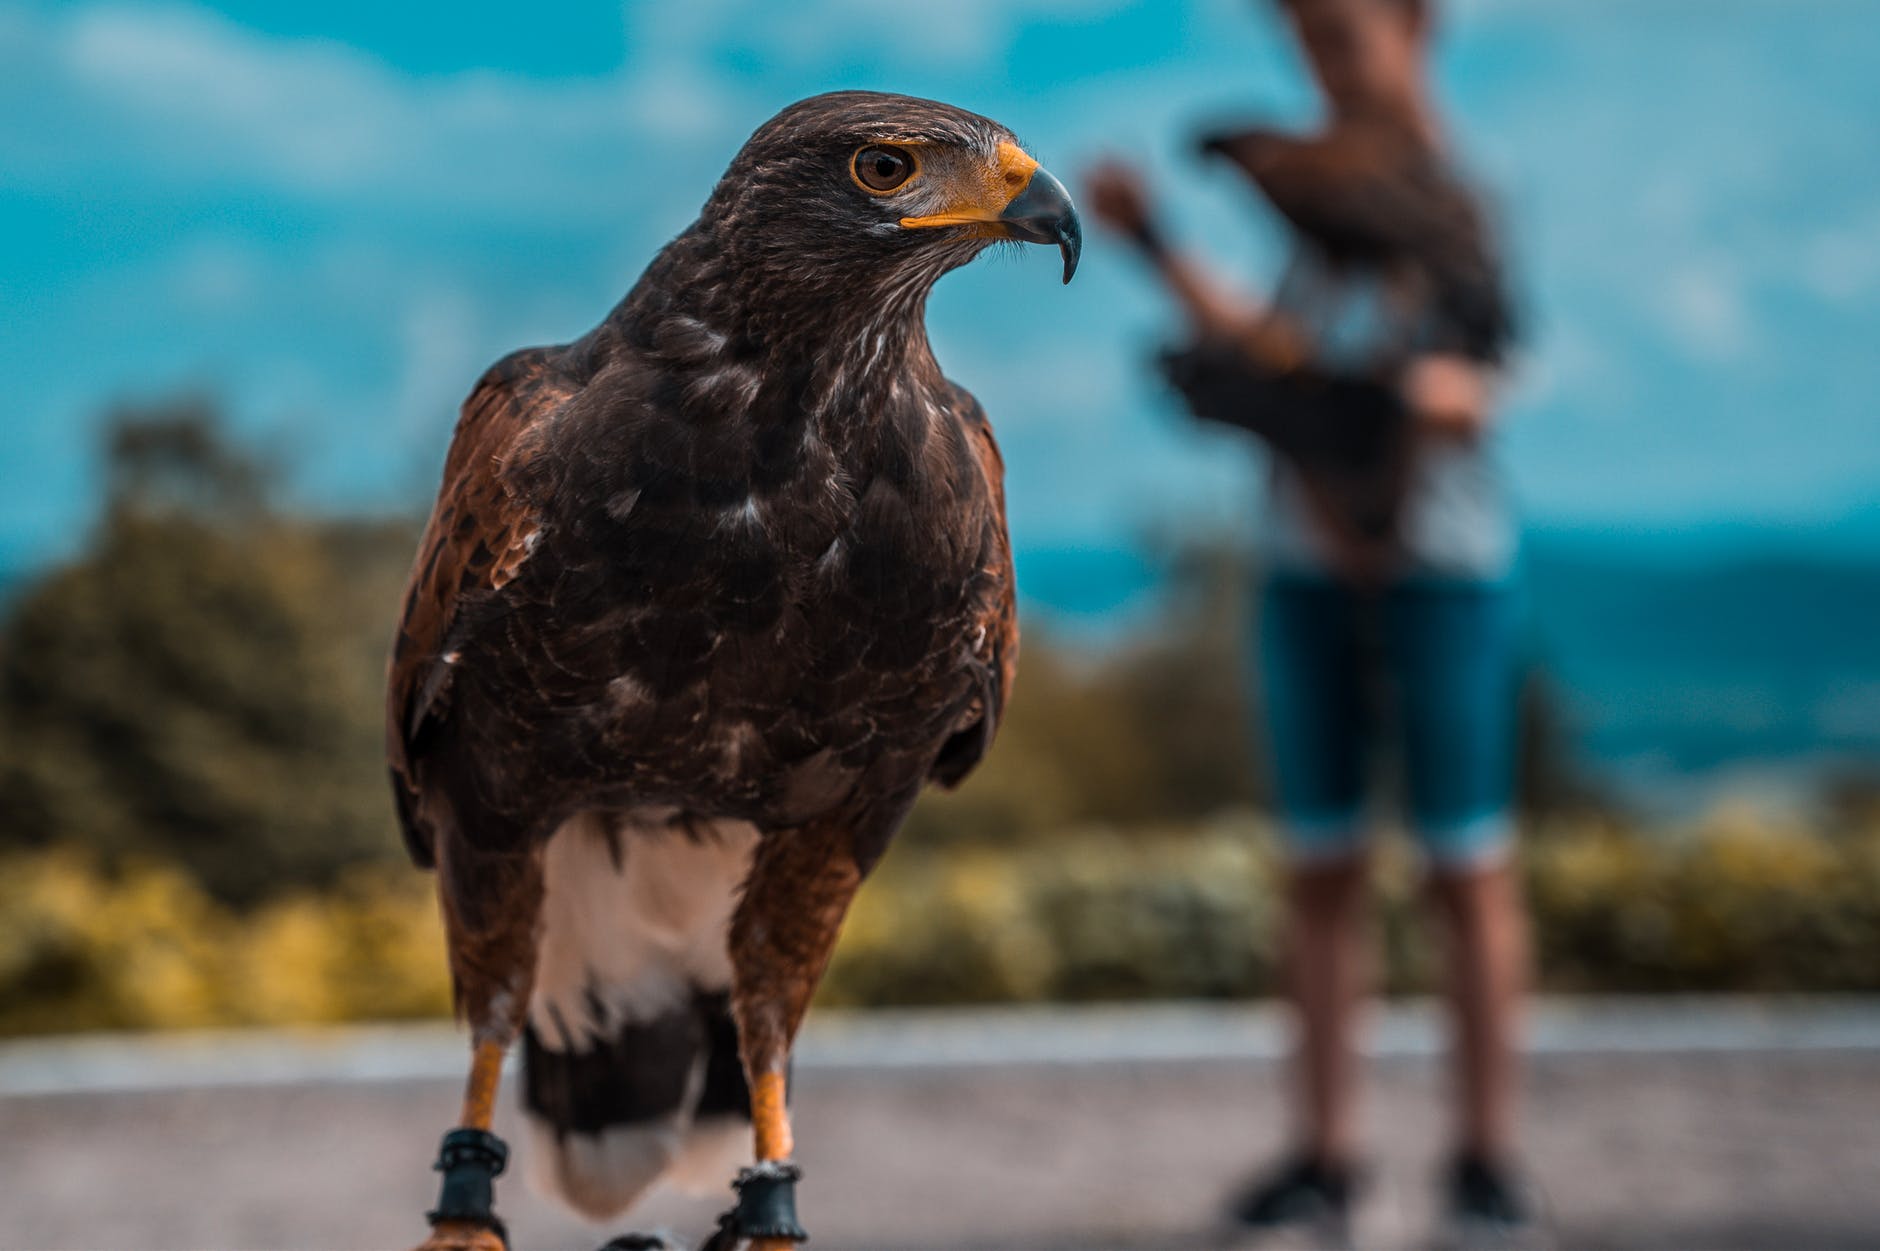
[{"left": 4, "top": 1000, "right": 1880, "bottom": 1251}]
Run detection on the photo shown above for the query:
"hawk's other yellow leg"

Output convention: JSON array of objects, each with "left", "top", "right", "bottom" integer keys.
[
  {"left": 750, "top": 1071, "right": 794, "bottom": 1164},
  {"left": 747, "top": 1071, "right": 798, "bottom": 1251},
  {"left": 459, "top": 1039, "right": 506, "bottom": 1130},
  {"left": 712, "top": 812, "right": 878, "bottom": 1251}
]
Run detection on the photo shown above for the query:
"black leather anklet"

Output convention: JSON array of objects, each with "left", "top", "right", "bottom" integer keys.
[
  {"left": 700, "top": 1161, "right": 807, "bottom": 1249},
  {"left": 425, "top": 1127, "right": 510, "bottom": 1245}
]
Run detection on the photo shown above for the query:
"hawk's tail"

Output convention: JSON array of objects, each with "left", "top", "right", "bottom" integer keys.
[{"left": 520, "top": 812, "right": 758, "bottom": 1221}]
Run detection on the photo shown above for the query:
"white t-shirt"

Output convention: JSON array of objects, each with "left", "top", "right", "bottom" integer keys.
[{"left": 1257, "top": 248, "right": 1519, "bottom": 583}]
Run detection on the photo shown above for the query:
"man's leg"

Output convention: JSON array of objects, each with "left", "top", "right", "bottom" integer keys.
[
  {"left": 1391, "top": 578, "right": 1539, "bottom": 1227},
  {"left": 1257, "top": 573, "right": 1373, "bottom": 1164},
  {"left": 1232, "top": 573, "right": 1371, "bottom": 1232},
  {"left": 1428, "top": 859, "right": 1527, "bottom": 1161},
  {"left": 1287, "top": 852, "right": 1373, "bottom": 1167}
]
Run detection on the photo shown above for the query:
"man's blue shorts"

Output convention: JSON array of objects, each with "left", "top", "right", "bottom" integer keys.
[{"left": 1255, "top": 571, "right": 1524, "bottom": 869}]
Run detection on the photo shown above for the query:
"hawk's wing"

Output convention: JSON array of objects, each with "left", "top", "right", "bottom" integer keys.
[
  {"left": 386, "top": 348, "right": 574, "bottom": 866},
  {"left": 928, "top": 386, "right": 1018, "bottom": 789}
]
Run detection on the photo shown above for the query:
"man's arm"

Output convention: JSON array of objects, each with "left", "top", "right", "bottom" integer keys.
[{"left": 1084, "top": 160, "right": 1310, "bottom": 368}]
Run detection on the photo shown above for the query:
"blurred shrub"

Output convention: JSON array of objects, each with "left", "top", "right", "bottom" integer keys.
[
  {"left": 3, "top": 812, "right": 1879, "bottom": 1035},
  {"left": 853, "top": 810, "right": 1880, "bottom": 1006},
  {"left": 1527, "top": 807, "right": 1880, "bottom": 992},
  {"left": 828, "top": 815, "right": 1282, "bottom": 1007},
  {"left": 0, "top": 401, "right": 417, "bottom": 905},
  {"left": 0, "top": 850, "right": 449, "bottom": 1036}
]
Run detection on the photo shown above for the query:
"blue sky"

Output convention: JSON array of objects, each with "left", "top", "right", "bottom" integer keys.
[{"left": 3, "top": 0, "right": 1878, "bottom": 573}]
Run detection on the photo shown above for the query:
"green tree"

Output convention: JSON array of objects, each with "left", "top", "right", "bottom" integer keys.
[{"left": 0, "top": 401, "right": 417, "bottom": 905}]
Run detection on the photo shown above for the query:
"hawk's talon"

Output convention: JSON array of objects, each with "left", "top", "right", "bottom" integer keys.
[
  {"left": 423, "top": 1128, "right": 510, "bottom": 1249},
  {"left": 413, "top": 1221, "right": 507, "bottom": 1251}
]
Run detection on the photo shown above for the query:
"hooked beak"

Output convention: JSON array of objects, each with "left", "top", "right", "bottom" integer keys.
[
  {"left": 1197, "top": 129, "right": 1250, "bottom": 158},
  {"left": 899, "top": 140, "right": 1083, "bottom": 284},
  {"left": 1195, "top": 127, "right": 1300, "bottom": 184},
  {"left": 998, "top": 166, "right": 1082, "bottom": 284},
  {"left": 1197, "top": 128, "right": 1275, "bottom": 177}
]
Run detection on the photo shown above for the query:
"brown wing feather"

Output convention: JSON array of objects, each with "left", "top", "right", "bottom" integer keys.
[
  {"left": 969, "top": 413, "right": 1020, "bottom": 713},
  {"left": 386, "top": 348, "right": 574, "bottom": 866},
  {"left": 928, "top": 390, "right": 1018, "bottom": 789}
]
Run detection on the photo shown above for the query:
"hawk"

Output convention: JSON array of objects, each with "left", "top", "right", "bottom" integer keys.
[
  {"left": 386, "top": 92, "right": 1080, "bottom": 1251},
  {"left": 1197, "top": 121, "right": 1514, "bottom": 362}
]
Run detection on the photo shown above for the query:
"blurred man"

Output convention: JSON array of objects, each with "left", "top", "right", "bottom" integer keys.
[{"left": 1088, "top": 0, "right": 1535, "bottom": 1243}]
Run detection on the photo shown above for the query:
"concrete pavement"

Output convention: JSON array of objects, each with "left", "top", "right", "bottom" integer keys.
[{"left": 4, "top": 1000, "right": 1878, "bottom": 1251}]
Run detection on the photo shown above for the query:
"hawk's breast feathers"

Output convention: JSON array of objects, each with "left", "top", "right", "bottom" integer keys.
[{"left": 388, "top": 324, "right": 1015, "bottom": 864}]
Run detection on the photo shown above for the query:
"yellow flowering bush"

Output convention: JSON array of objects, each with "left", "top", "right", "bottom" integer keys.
[
  {"left": 3, "top": 808, "right": 1878, "bottom": 1036},
  {"left": 0, "top": 851, "right": 449, "bottom": 1036}
]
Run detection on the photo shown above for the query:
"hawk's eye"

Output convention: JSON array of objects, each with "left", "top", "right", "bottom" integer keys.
[{"left": 852, "top": 145, "right": 916, "bottom": 193}]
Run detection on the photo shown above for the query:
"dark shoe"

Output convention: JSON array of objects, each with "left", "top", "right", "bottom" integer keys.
[
  {"left": 1441, "top": 1152, "right": 1547, "bottom": 1250},
  {"left": 1228, "top": 1153, "right": 1358, "bottom": 1237}
]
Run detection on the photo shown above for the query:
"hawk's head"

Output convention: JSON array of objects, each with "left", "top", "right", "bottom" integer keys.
[{"left": 700, "top": 91, "right": 1082, "bottom": 296}]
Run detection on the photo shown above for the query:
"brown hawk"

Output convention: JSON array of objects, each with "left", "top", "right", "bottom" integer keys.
[
  {"left": 386, "top": 91, "right": 1078, "bottom": 1251},
  {"left": 1198, "top": 121, "right": 1514, "bottom": 362}
]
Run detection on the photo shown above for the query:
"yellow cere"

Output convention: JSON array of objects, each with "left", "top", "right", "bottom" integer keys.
[{"left": 899, "top": 140, "right": 1041, "bottom": 230}]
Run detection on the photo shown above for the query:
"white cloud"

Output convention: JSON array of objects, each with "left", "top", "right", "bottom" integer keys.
[
  {"left": 169, "top": 238, "right": 266, "bottom": 314},
  {"left": 1507, "top": 320, "right": 1614, "bottom": 416},
  {"left": 1655, "top": 264, "right": 1754, "bottom": 364},
  {"left": 390, "top": 288, "right": 485, "bottom": 441},
  {"left": 1, "top": 3, "right": 745, "bottom": 224},
  {"left": 1801, "top": 214, "right": 1880, "bottom": 305},
  {"left": 631, "top": 0, "right": 1136, "bottom": 73},
  {"left": 61, "top": 6, "right": 400, "bottom": 185}
]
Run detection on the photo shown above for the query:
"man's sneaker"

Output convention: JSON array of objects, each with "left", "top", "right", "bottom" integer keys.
[
  {"left": 1227, "top": 1154, "right": 1358, "bottom": 1245},
  {"left": 1441, "top": 1152, "right": 1548, "bottom": 1250}
]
